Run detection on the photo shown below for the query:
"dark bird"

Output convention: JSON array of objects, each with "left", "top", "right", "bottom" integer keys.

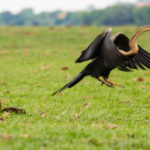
[{"left": 52, "top": 26, "right": 150, "bottom": 95}]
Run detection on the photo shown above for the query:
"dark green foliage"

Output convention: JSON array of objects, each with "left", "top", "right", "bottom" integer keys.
[
  {"left": 133, "top": 7, "right": 150, "bottom": 25},
  {"left": 0, "top": 3, "right": 150, "bottom": 26},
  {"left": 0, "top": 11, "right": 14, "bottom": 25}
]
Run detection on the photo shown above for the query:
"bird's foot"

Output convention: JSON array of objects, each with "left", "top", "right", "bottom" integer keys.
[
  {"left": 98, "top": 78, "right": 114, "bottom": 87},
  {"left": 105, "top": 78, "right": 125, "bottom": 88},
  {"left": 102, "top": 80, "right": 114, "bottom": 87}
]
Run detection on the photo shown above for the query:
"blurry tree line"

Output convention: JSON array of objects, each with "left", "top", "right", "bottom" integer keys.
[{"left": 0, "top": 3, "right": 150, "bottom": 26}]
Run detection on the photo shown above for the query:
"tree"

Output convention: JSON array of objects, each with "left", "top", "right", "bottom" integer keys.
[
  {"left": 133, "top": 6, "right": 150, "bottom": 25},
  {"left": 14, "top": 8, "right": 35, "bottom": 25},
  {"left": 0, "top": 11, "right": 13, "bottom": 25}
]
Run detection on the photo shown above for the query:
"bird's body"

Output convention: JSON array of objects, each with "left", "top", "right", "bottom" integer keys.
[
  {"left": 52, "top": 26, "right": 150, "bottom": 95},
  {"left": 80, "top": 57, "right": 112, "bottom": 80}
]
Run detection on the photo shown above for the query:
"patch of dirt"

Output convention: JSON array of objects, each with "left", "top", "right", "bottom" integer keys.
[
  {"left": 91, "top": 122, "right": 119, "bottom": 129},
  {"left": 0, "top": 134, "right": 12, "bottom": 141},
  {"left": 91, "top": 123, "right": 103, "bottom": 128},
  {"left": 80, "top": 95, "right": 92, "bottom": 100},
  {"left": 3, "top": 112, "right": 9, "bottom": 118},
  {"left": 140, "top": 85, "right": 145, "bottom": 89},
  {"left": 118, "top": 99, "right": 131, "bottom": 104},
  {"left": 24, "top": 31, "right": 36, "bottom": 36},
  {"left": 0, "top": 117, "right": 5, "bottom": 121},
  {"left": 61, "top": 66, "right": 69, "bottom": 70},
  {"left": 73, "top": 113, "right": 80, "bottom": 119},
  {"left": 0, "top": 81, "right": 7, "bottom": 85},
  {"left": 2, "top": 107, "right": 26, "bottom": 114},
  {"left": 0, "top": 100, "right": 26, "bottom": 115},
  {"left": 5, "top": 90, "right": 10, "bottom": 94},
  {"left": 41, "top": 64, "right": 51, "bottom": 70},
  {"left": 36, "top": 83, "right": 43, "bottom": 87},
  {"left": 143, "top": 120, "right": 150, "bottom": 124},
  {"left": 23, "top": 50, "right": 30, "bottom": 56},
  {"left": 40, "top": 112, "right": 45, "bottom": 118},
  {"left": 82, "top": 103, "right": 89, "bottom": 108},
  {"left": 48, "top": 27, "right": 54, "bottom": 30},
  {"left": 106, "top": 123, "right": 118, "bottom": 129},
  {"left": 134, "top": 77, "right": 145, "bottom": 82},
  {"left": 0, "top": 51, "right": 10, "bottom": 55}
]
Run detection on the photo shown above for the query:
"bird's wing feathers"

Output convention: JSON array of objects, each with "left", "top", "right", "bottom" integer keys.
[
  {"left": 134, "top": 47, "right": 150, "bottom": 69},
  {"left": 75, "top": 30, "right": 107, "bottom": 63},
  {"left": 113, "top": 33, "right": 130, "bottom": 52},
  {"left": 101, "top": 32, "right": 124, "bottom": 68},
  {"left": 113, "top": 33, "right": 150, "bottom": 71},
  {"left": 76, "top": 29, "right": 150, "bottom": 71},
  {"left": 76, "top": 29, "right": 125, "bottom": 69}
]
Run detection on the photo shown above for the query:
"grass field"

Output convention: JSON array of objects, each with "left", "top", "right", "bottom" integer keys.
[{"left": 0, "top": 26, "right": 150, "bottom": 150}]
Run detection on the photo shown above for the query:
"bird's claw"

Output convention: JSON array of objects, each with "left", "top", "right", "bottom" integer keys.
[
  {"left": 119, "top": 85, "right": 125, "bottom": 88},
  {"left": 105, "top": 79, "right": 124, "bottom": 88},
  {"left": 101, "top": 80, "right": 114, "bottom": 88},
  {"left": 106, "top": 82, "right": 114, "bottom": 88}
]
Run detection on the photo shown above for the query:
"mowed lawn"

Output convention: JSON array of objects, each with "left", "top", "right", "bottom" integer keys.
[{"left": 0, "top": 26, "right": 150, "bottom": 150}]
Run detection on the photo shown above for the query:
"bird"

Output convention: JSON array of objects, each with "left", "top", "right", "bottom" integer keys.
[{"left": 52, "top": 26, "right": 150, "bottom": 95}]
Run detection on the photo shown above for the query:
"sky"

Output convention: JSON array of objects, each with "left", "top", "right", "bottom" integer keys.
[{"left": 0, "top": 0, "right": 137, "bottom": 13}]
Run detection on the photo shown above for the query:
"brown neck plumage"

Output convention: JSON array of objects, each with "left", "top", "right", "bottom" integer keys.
[{"left": 119, "top": 25, "right": 150, "bottom": 56}]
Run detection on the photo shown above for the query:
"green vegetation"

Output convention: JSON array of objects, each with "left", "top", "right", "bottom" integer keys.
[
  {"left": 0, "top": 3, "right": 150, "bottom": 26},
  {"left": 0, "top": 26, "right": 150, "bottom": 149}
]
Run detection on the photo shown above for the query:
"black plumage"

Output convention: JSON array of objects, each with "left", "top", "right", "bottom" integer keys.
[{"left": 52, "top": 26, "right": 150, "bottom": 95}]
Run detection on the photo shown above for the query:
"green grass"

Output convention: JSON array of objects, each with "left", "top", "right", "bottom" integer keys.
[{"left": 0, "top": 26, "right": 150, "bottom": 150}]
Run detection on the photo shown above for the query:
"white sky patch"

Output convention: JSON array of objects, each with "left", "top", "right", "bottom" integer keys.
[{"left": 0, "top": 0, "right": 137, "bottom": 13}]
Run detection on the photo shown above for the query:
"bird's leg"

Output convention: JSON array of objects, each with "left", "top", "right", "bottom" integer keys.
[
  {"left": 97, "top": 77, "right": 113, "bottom": 87},
  {"left": 104, "top": 78, "right": 125, "bottom": 88}
]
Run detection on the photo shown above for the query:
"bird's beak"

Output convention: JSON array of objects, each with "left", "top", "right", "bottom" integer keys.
[{"left": 119, "top": 25, "right": 150, "bottom": 56}]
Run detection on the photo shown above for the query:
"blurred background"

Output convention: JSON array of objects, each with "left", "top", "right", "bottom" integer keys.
[{"left": 0, "top": 0, "right": 149, "bottom": 26}]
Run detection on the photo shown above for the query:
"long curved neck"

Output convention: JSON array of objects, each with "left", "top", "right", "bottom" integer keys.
[
  {"left": 119, "top": 26, "right": 150, "bottom": 56},
  {"left": 129, "top": 25, "right": 150, "bottom": 50}
]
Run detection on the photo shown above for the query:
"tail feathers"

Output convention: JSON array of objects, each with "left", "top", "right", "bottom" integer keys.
[{"left": 52, "top": 72, "right": 85, "bottom": 96}]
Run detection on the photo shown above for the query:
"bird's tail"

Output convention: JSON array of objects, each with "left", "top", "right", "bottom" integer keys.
[{"left": 52, "top": 72, "right": 85, "bottom": 96}]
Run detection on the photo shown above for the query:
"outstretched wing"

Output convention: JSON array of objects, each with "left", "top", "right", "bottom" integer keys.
[
  {"left": 76, "top": 29, "right": 127, "bottom": 69},
  {"left": 113, "top": 33, "right": 150, "bottom": 71},
  {"left": 75, "top": 29, "right": 108, "bottom": 63}
]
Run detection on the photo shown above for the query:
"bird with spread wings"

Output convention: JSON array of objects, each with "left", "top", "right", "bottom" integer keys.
[{"left": 52, "top": 26, "right": 150, "bottom": 95}]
